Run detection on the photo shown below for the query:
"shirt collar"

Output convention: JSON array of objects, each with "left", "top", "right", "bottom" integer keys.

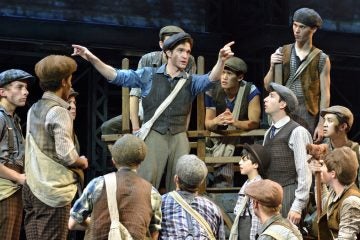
[
  {"left": 272, "top": 116, "right": 290, "bottom": 129},
  {"left": 0, "top": 105, "right": 20, "bottom": 122},
  {"left": 157, "top": 64, "right": 188, "bottom": 79},
  {"left": 42, "top": 91, "right": 70, "bottom": 110}
]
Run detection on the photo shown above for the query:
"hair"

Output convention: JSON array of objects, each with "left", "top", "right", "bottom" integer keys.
[
  {"left": 334, "top": 114, "right": 351, "bottom": 133},
  {"left": 35, "top": 55, "right": 77, "bottom": 92},
  {"left": 260, "top": 204, "right": 282, "bottom": 215},
  {"left": 278, "top": 95, "right": 291, "bottom": 115},
  {"left": 177, "top": 177, "right": 199, "bottom": 193},
  {"left": 324, "top": 147, "right": 358, "bottom": 185}
]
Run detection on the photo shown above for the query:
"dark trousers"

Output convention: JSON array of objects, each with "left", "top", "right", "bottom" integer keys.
[{"left": 0, "top": 189, "right": 23, "bottom": 240}]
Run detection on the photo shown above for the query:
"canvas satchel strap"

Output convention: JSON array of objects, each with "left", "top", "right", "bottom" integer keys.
[
  {"left": 286, "top": 47, "right": 321, "bottom": 87},
  {"left": 104, "top": 172, "right": 121, "bottom": 223},
  {"left": 169, "top": 191, "right": 216, "bottom": 240},
  {"left": 137, "top": 73, "right": 188, "bottom": 140},
  {"left": 228, "top": 81, "right": 247, "bottom": 130}
]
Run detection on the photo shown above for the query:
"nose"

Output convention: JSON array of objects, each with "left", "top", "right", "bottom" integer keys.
[{"left": 23, "top": 88, "right": 29, "bottom": 96}]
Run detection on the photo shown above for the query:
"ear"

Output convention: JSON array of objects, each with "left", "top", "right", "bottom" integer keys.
[
  {"left": 237, "top": 73, "right": 244, "bottom": 81},
  {"left": 165, "top": 50, "right": 172, "bottom": 59},
  {"left": 61, "top": 78, "right": 67, "bottom": 87},
  {"left": 279, "top": 100, "right": 287, "bottom": 111},
  {"left": 338, "top": 122, "right": 348, "bottom": 132},
  {"left": 159, "top": 40, "right": 164, "bottom": 49},
  {"left": 330, "top": 170, "right": 337, "bottom": 179},
  {"left": 0, "top": 88, "right": 6, "bottom": 97},
  {"left": 252, "top": 162, "right": 259, "bottom": 170}
]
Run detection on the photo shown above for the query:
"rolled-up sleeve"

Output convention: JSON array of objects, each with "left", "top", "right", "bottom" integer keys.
[{"left": 149, "top": 186, "right": 162, "bottom": 232}]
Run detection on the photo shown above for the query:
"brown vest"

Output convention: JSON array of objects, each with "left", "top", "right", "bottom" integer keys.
[
  {"left": 318, "top": 184, "right": 360, "bottom": 239},
  {"left": 90, "top": 169, "right": 153, "bottom": 240},
  {"left": 282, "top": 44, "right": 322, "bottom": 116}
]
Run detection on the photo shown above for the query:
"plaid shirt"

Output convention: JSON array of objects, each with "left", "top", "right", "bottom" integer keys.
[
  {"left": 160, "top": 190, "right": 225, "bottom": 239},
  {"left": 70, "top": 170, "right": 162, "bottom": 232}
]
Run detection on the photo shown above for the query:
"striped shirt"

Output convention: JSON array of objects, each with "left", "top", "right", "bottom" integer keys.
[
  {"left": 160, "top": 190, "right": 225, "bottom": 239},
  {"left": 264, "top": 116, "right": 312, "bottom": 213},
  {"left": 42, "top": 92, "right": 79, "bottom": 166}
]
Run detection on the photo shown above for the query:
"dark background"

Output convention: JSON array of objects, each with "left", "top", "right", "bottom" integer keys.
[{"left": 0, "top": 0, "right": 359, "bottom": 180}]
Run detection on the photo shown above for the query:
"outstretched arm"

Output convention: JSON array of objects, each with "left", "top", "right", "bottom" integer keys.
[
  {"left": 72, "top": 44, "right": 117, "bottom": 81},
  {"left": 209, "top": 41, "right": 235, "bottom": 81}
]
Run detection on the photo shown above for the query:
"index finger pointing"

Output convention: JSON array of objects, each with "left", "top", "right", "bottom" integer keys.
[{"left": 224, "top": 41, "right": 235, "bottom": 48}]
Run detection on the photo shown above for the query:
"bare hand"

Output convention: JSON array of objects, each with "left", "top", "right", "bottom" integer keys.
[
  {"left": 79, "top": 156, "right": 89, "bottom": 170},
  {"left": 216, "top": 109, "right": 234, "bottom": 126},
  {"left": 313, "top": 125, "right": 324, "bottom": 143},
  {"left": 287, "top": 210, "right": 301, "bottom": 225},
  {"left": 72, "top": 44, "right": 92, "bottom": 61},
  {"left": 270, "top": 49, "right": 283, "bottom": 67},
  {"left": 17, "top": 173, "right": 26, "bottom": 185},
  {"left": 219, "top": 41, "right": 235, "bottom": 62},
  {"left": 308, "top": 159, "right": 323, "bottom": 174}
]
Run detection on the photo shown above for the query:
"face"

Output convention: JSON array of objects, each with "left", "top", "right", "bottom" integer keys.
[
  {"left": 320, "top": 163, "right": 333, "bottom": 185},
  {"left": 166, "top": 42, "right": 191, "bottom": 70},
  {"left": 0, "top": 81, "right": 29, "bottom": 107},
  {"left": 221, "top": 69, "right": 241, "bottom": 90},
  {"left": 323, "top": 113, "right": 340, "bottom": 137},
  {"left": 68, "top": 96, "right": 77, "bottom": 120},
  {"left": 62, "top": 75, "right": 72, "bottom": 100},
  {"left": 293, "top": 21, "right": 315, "bottom": 43},
  {"left": 239, "top": 154, "right": 258, "bottom": 176},
  {"left": 264, "top": 91, "right": 285, "bottom": 115}
]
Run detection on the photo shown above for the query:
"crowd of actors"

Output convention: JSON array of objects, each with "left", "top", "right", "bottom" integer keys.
[{"left": 0, "top": 7, "right": 359, "bottom": 240}]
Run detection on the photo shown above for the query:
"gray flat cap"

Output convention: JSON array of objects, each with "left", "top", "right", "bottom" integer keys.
[
  {"left": 176, "top": 154, "right": 208, "bottom": 188},
  {"left": 69, "top": 88, "right": 79, "bottom": 98},
  {"left": 321, "top": 105, "right": 354, "bottom": 129},
  {"left": 0, "top": 69, "right": 34, "bottom": 87},
  {"left": 269, "top": 82, "right": 298, "bottom": 113},
  {"left": 162, "top": 32, "right": 193, "bottom": 51},
  {"left": 159, "top": 25, "right": 184, "bottom": 39},
  {"left": 293, "top": 8, "right": 322, "bottom": 28},
  {"left": 225, "top": 57, "right": 247, "bottom": 74}
]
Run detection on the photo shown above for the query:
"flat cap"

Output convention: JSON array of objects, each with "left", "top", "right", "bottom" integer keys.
[
  {"left": 0, "top": 69, "right": 34, "bottom": 87},
  {"left": 110, "top": 134, "right": 147, "bottom": 166},
  {"left": 176, "top": 154, "right": 208, "bottom": 188},
  {"left": 269, "top": 82, "right": 298, "bottom": 113},
  {"left": 225, "top": 57, "right": 247, "bottom": 74},
  {"left": 320, "top": 105, "right": 354, "bottom": 129},
  {"left": 243, "top": 143, "right": 270, "bottom": 177},
  {"left": 159, "top": 25, "right": 184, "bottom": 39},
  {"left": 245, "top": 179, "right": 283, "bottom": 207},
  {"left": 163, "top": 32, "right": 193, "bottom": 51},
  {"left": 69, "top": 88, "right": 79, "bottom": 98},
  {"left": 293, "top": 8, "right": 323, "bottom": 28}
]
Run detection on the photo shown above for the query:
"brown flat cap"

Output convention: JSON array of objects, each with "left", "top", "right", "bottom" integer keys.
[
  {"left": 245, "top": 179, "right": 283, "bottom": 207},
  {"left": 320, "top": 105, "right": 354, "bottom": 130},
  {"left": 110, "top": 134, "right": 147, "bottom": 166}
]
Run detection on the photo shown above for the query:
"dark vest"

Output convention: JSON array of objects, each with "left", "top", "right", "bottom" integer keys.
[
  {"left": 318, "top": 184, "right": 360, "bottom": 239},
  {"left": 212, "top": 81, "right": 251, "bottom": 130},
  {"left": 282, "top": 44, "right": 322, "bottom": 116},
  {"left": 29, "top": 98, "right": 63, "bottom": 161},
  {"left": 264, "top": 120, "right": 299, "bottom": 186},
  {"left": 90, "top": 169, "right": 153, "bottom": 240},
  {"left": 142, "top": 71, "right": 192, "bottom": 134}
]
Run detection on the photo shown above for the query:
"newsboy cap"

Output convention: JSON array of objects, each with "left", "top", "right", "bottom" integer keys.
[
  {"left": 69, "top": 88, "right": 79, "bottom": 98},
  {"left": 243, "top": 143, "right": 270, "bottom": 177},
  {"left": 293, "top": 8, "right": 323, "bottom": 28},
  {"left": 110, "top": 134, "right": 147, "bottom": 167},
  {"left": 162, "top": 32, "right": 193, "bottom": 51},
  {"left": 225, "top": 57, "right": 248, "bottom": 74},
  {"left": 269, "top": 82, "right": 298, "bottom": 113},
  {"left": 176, "top": 154, "right": 208, "bottom": 188},
  {"left": 0, "top": 69, "right": 34, "bottom": 87},
  {"left": 245, "top": 179, "right": 283, "bottom": 208},
  {"left": 159, "top": 25, "right": 184, "bottom": 39},
  {"left": 320, "top": 105, "right": 354, "bottom": 130}
]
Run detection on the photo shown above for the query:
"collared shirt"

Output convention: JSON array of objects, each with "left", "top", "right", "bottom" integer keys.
[
  {"left": 233, "top": 175, "right": 262, "bottom": 240},
  {"left": 70, "top": 170, "right": 162, "bottom": 232},
  {"left": 264, "top": 116, "right": 312, "bottom": 213},
  {"left": 321, "top": 184, "right": 360, "bottom": 239},
  {"left": 111, "top": 64, "right": 213, "bottom": 99},
  {"left": 257, "top": 214, "right": 301, "bottom": 240},
  {"left": 160, "top": 190, "right": 225, "bottom": 239},
  {"left": 42, "top": 92, "right": 79, "bottom": 166},
  {"left": 0, "top": 106, "right": 25, "bottom": 166},
  {"left": 205, "top": 80, "right": 261, "bottom": 110}
]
